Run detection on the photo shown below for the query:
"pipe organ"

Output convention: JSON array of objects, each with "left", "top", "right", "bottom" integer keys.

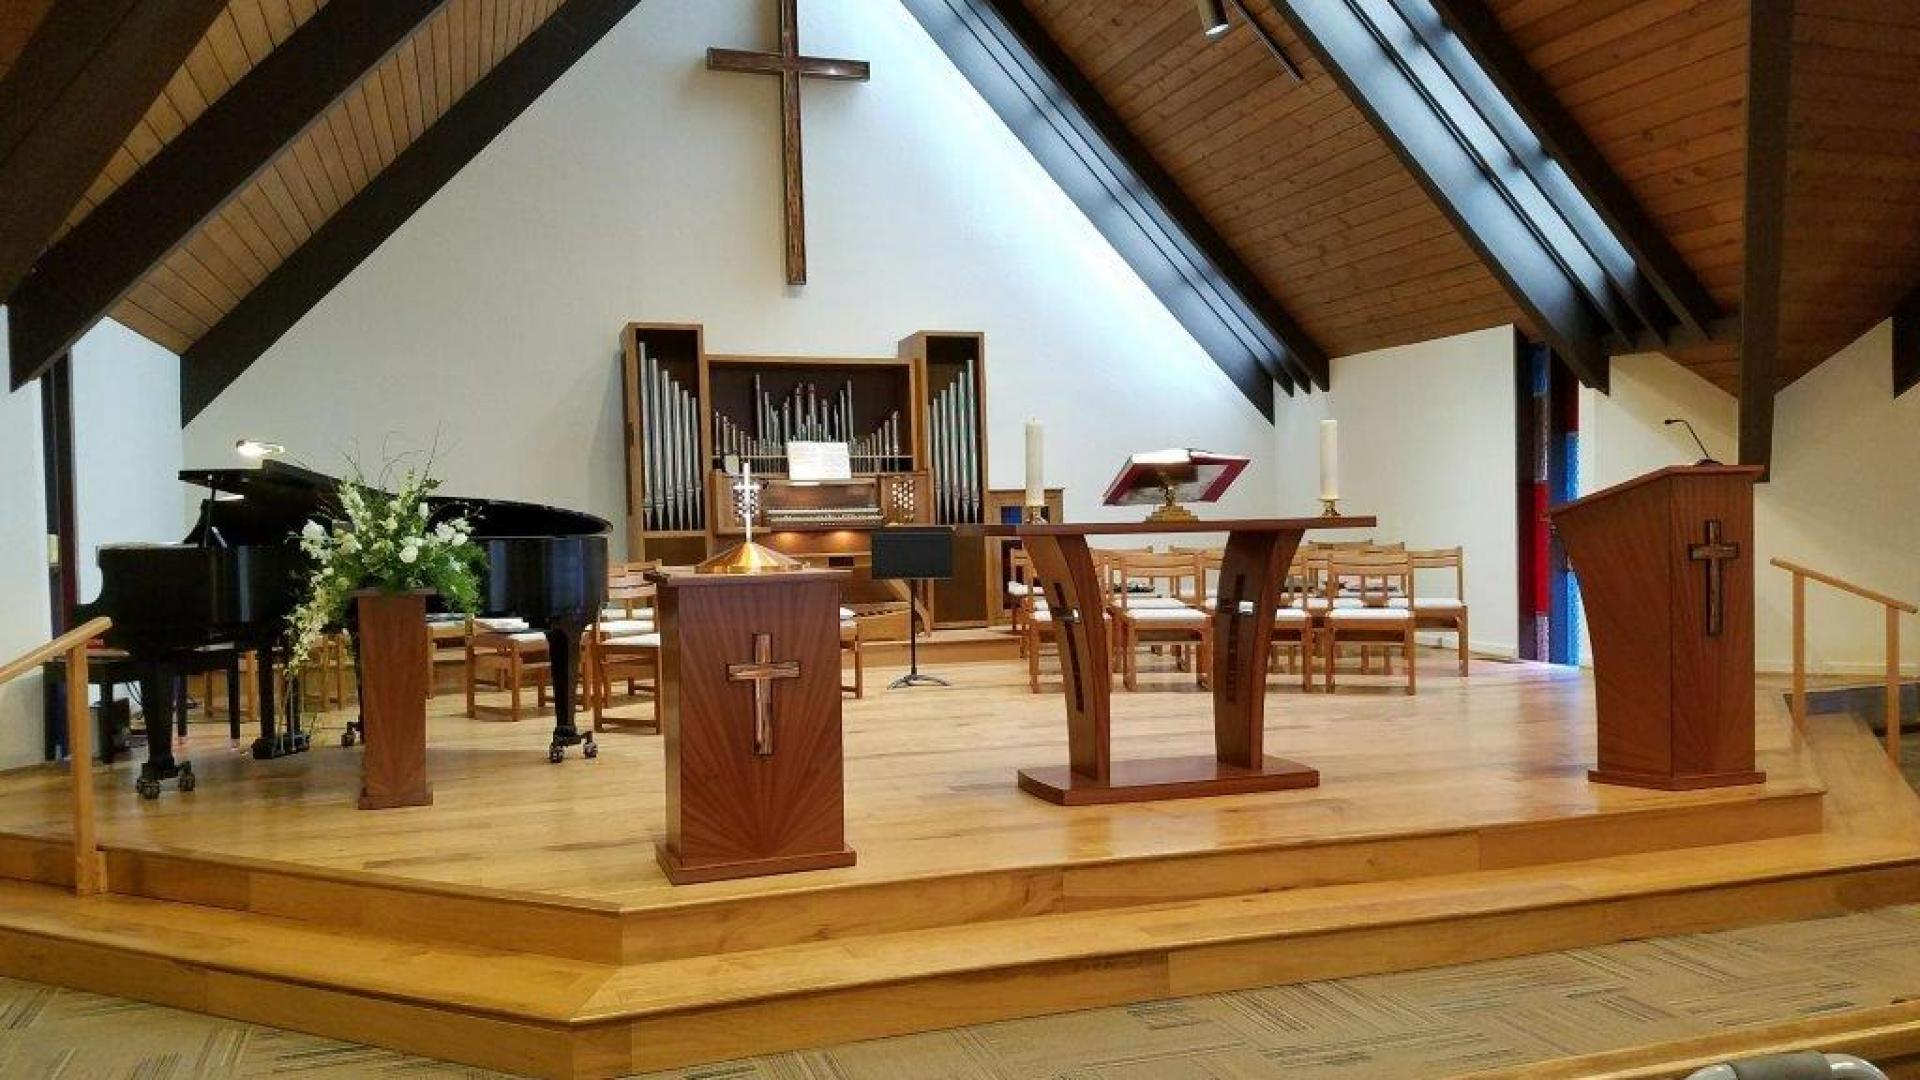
[{"left": 620, "top": 324, "right": 995, "bottom": 626}]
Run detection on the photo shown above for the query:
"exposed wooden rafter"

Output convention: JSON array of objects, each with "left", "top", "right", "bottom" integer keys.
[
  {"left": 1426, "top": 0, "right": 1721, "bottom": 341},
  {"left": 0, "top": 0, "right": 226, "bottom": 337},
  {"left": 1895, "top": 284, "right": 1920, "bottom": 400},
  {"left": 1266, "top": 0, "right": 1612, "bottom": 389},
  {"left": 6, "top": 0, "right": 446, "bottom": 390},
  {"left": 180, "top": 0, "right": 645, "bottom": 422},
  {"left": 903, "top": 0, "right": 1330, "bottom": 412},
  {"left": 1739, "top": 1, "right": 1795, "bottom": 477}
]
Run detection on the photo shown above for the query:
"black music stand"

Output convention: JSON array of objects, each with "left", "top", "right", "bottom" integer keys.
[{"left": 871, "top": 527, "right": 953, "bottom": 689}]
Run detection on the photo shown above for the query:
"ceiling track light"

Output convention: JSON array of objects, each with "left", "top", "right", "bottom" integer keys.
[
  {"left": 1196, "top": 0, "right": 1232, "bottom": 39},
  {"left": 1196, "top": 0, "right": 1304, "bottom": 85}
]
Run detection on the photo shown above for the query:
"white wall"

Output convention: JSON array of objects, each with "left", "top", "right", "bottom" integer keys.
[
  {"left": 1276, "top": 326, "right": 1520, "bottom": 656},
  {"left": 71, "top": 319, "right": 185, "bottom": 602},
  {"left": 0, "top": 309, "right": 52, "bottom": 769},
  {"left": 1581, "top": 321, "right": 1920, "bottom": 675},
  {"left": 183, "top": 0, "right": 1282, "bottom": 540}
]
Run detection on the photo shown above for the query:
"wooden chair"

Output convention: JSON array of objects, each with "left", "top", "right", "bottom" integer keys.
[
  {"left": 1398, "top": 547, "right": 1470, "bottom": 676},
  {"left": 1006, "top": 547, "right": 1042, "bottom": 654},
  {"left": 465, "top": 617, "right": 551, "bottom": 721},
  {"left": 295, "top": 631, "right": 352, "bottom": 713},
  {"left": 591, "top": 562, "right": 660, "bottom": 733},
  {"left": 1018, "top": 566, "right": 1114, "bottom": 695},
  {"left": 840, "top": 607, "right": 864, "bottom": 699},
  {"left": 1320, "top": 551, "right": 1416, "bottom": 695},
  {"left": 1108, "top": 551, "right": 1211, "bottom": 692}
]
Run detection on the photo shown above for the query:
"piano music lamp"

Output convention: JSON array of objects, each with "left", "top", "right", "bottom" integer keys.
[{"left": 234, "top": 438, "right": 286, "bottom": 460}]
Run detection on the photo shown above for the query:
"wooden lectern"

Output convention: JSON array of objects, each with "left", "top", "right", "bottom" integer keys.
[
  {"left": 1549, "top": 464, "right": 1766, "bottom": 790},
  {"left": 651, "top": 567, "right": 856, "bottom": 884}
]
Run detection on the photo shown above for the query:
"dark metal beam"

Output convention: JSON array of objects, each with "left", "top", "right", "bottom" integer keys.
[
  {"left": 1739, "top": 1, "right": 1794, "bottom": 477},
  {"left": 1427, "top": 0, "right": 1721, "bottom": 340},
  {"left": 7, "top": 0, "right": 444, "bottom": 390},
  {"left": 904, "top": 0, "right": 1329, "bottom": 410},
  {"left": 1895, "top": 284, "right": 1920, "bottom": 399},
  {"left": 180, "top": 0, "right": 644, "bottom": 422},
  {"left": 0, "top": 0, "right": 226, "bottom": 324},
  {"left": 1265, "top": 0, "right": 1611, "bottom": 390}
]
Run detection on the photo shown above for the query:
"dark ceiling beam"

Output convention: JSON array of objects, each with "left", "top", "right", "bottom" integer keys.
[
  {"left": 0, "top": 0, "right": 226, "bottom": 319},
  {"left": 1604, "top": 314, "right": 1741, "bottom": 359},
  {"left": 1894, "top": 284, "right": 1920, "bottom": 399},
  {"left": 1266, "top": 0, "right": 1611, "bottom": 390},
  {"left": 1739, "top": 1, "right": 1794, "bottom": 477},
  {"left": 903, "top": 0, "right": 1329, "bottom": 412},
  {"left": 7, "top": 0, "right": 445, "bottom": 390},
  {"left": 1426, "top": 0, "right": 1721, "bottom": 341},
  {"left": 181, "top": 0, "right": 644, "bottom": 422}
]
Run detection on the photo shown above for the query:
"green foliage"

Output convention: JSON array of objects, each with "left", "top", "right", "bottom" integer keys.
[{"left": 286, "top": 459, "right": 486, "bottom": 669}]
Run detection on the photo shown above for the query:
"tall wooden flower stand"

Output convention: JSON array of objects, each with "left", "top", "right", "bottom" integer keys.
[{"left": 353, "top": 589, "right": 433, "bottom": 810}]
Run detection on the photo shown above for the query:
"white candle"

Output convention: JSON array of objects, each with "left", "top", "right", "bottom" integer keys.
[
  {"left": 1024, "top": 420, "right": 1044, "bottom": 508},
  {"left": 1318, "top": 418, "right": 1339, "bottom": 501},
  {"left": 741, "top": 460, "right": 754, "bottom": 542}
]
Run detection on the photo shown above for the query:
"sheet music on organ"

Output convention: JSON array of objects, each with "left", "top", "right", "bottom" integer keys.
[{"left": 786, "top": 441, "right": 853, "bottom": 482}]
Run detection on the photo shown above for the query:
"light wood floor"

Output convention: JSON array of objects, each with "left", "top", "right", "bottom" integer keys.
[{"left": 0, "top": 651, "right": 1819, "bottom": 911}]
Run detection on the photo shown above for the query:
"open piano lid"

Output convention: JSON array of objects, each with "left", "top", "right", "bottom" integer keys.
[{"left": 182, "top": 459, "right": 609, "bottom": 541}]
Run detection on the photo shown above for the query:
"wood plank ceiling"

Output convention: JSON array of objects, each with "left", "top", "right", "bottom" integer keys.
[
  {"left": 1023, "top": 0, "right": 1531, "bottom": 359},
  {"left": 0, "top": 1, "right": 54, "bottom": 81},
  {"left": 58, "top": 0, "right": 565, "bottom": 354},
  {"left": 1018, "top": 0, "right": 1920, "bottom": 400}
]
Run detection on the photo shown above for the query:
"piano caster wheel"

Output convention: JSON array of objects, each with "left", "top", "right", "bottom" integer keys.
[
  {"left": 136, "top": 778, "right": 161, "bottom": 800},
  {"left": 548, "top": 744, "right": 565, "bottom": 764},
  {"left": 177, "top": 764, "right": 196, "bottom": 793},
  {"left": 583, "top": 737, "right": 598, "bottom": 760}
]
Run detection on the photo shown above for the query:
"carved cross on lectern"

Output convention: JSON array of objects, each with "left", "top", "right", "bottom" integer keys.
[
  {"left": 1688, "top": 520, "right": 1740, "bottom": 637},
  {"left": 728, "top": 633, "right": 800, "bottom": 756},
  {"left": 707, "top": 0, "right": 871, "bottom": 286}
]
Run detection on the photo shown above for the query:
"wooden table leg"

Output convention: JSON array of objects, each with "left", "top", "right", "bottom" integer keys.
[
  {"left": 1019, "top": 534, "right": 1110, "bottom": 795},
  {"left": 1016, "top": 528, "right": 1319, "bottom": 805}
]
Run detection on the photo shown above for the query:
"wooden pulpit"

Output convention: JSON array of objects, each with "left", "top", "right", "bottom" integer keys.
[
  {"left": 1549, "top": 464, "right": 1766, "bottom": 790},
  {"left": 652, "top": 567, "right": 856, "bottom": 884}
]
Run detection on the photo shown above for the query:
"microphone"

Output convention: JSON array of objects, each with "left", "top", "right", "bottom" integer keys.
[{"left": 1663, "top": 418, "right": 1719, "bottom": 465}]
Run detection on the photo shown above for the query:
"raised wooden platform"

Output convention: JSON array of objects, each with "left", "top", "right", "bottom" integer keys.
[{"left": 0, "top": 656, "right": 1914, "bottom": 1078}]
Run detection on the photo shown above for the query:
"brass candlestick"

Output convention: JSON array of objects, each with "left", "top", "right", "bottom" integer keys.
[
  {"left": 1320, "top": 497, "right": 1340, "bottom": 517},
  {"left": 1022, "top": 503, "right": 1047, "bottom": 523}
]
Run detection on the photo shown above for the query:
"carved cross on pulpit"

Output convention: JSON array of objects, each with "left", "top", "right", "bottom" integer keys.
[
  {"left": 728, "top": 633, "right": 800, "bottom": 756},
  {"left": 707, "top": 0, "right": 871, "bottom": 286},
  {"left": 1688, "top": 520, "right": 1740, "bottom": 637}
]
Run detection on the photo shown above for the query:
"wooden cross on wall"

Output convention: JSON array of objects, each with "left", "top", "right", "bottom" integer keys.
[{"left": 708, "top": 0, "right": 871, "bottom": 286}]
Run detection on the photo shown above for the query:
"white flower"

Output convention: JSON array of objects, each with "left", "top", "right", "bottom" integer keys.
[
  {"left": 433, "top": 522, "right": 456, "bottom": 543},
  {"left": 339, "top": 534, "right": 358, "bottom": 553},
  {"left": 451, "top": 532, "right": 466, "bottom": 547},
  {"left": 399, "top": 544, "right": 419, "bottom": 565},
  {"left": 302, "top": 520, "right": 325, "bottom": 541},
  {"left": 419, "top": 503, "right": 431, "bottom": 520}
]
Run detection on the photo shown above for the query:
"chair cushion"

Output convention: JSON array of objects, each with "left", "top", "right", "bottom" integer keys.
[
  {"left": 1123, "top": 607, "right": 1208, "bottom": 624},
  {"left": 1005, "top": 581, "right": 1037, "bottom": 597},
  {"left": 1116, "top": 596, "right": 1191, "bottom": 610},
  {"left": 839, "top": 607, "right": 857, "bottom": 621},
  {"left": 1326, "top": 608, "right": 1414, "bottom": 624},
  {"left": 605, "top": 632, "right": 661, "bottom": 648},
  {"left": 1413, "top": 597, "right": 1465, "bottom": 612},
  {"left": 1272, "top": 608, "right": 1310, "bottom": 625},
  {"left": 599, "top": 618, "right": 655, "bottom": 636},
  {"left": 475, "top": 617, "right": 530, "bottom": 633},
  {"left": 502, "top": 631, "right": 548, "bottom": 646}
]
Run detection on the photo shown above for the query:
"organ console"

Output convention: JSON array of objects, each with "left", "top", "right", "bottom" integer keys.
[{"left": 620, "top": 324, "right": 993, "bottom": 627}]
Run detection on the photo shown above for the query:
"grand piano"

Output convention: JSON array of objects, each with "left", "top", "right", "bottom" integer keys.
[{"left": 74, "top": 460, "right": 610, "bottom": 798}]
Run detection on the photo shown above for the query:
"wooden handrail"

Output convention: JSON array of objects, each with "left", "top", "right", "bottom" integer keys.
[
  {"left": 0, "top": 616, "right": 112, "bottom": 686},
  {"left": 1771, "top": 559, "right": 1918, "bottom": 614},
  {"left": 1773, "top": 560, "right": 1913, "bottom": 765},
  {"left": 0, "top": 616, "right": 109, "bottom": 896}
]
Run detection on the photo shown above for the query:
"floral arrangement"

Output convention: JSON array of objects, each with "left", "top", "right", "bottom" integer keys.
[{"left": 286, "top": 461, "right": 486, "bottom": 669}]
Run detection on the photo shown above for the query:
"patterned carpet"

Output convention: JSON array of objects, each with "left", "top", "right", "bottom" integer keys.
[{"left": 6, "top": 903, "right": 1920, "bottom": 1079}]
